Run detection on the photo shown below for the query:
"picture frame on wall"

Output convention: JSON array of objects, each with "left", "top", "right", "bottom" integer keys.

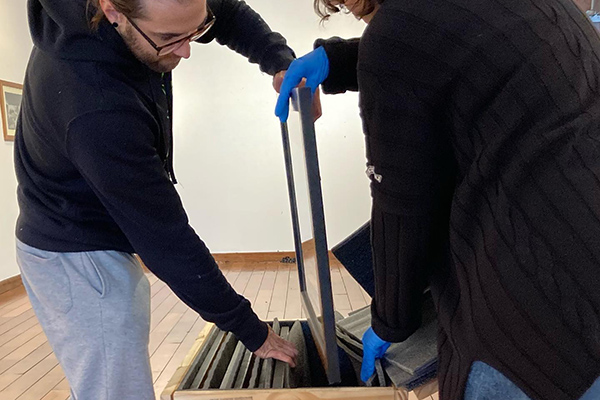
[{"left": 1, "top": 80, "right": 24, "bottom": 142}]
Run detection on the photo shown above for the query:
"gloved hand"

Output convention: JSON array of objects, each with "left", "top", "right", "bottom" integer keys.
[
  {"left": 361, "top": 327, "right": 391, "bottom": 383},
  {"left": 275, "top": 46, "right": 330, "bottom": 122}
]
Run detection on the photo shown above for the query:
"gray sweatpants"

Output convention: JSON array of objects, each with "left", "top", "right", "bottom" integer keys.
[{"left": 16, "top": 240, "right": 155, "bottom": 400}]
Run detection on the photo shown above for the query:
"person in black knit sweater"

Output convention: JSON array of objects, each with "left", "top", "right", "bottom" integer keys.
[{"left": 276, "top": 0, "right": 600, "bottom": 399}]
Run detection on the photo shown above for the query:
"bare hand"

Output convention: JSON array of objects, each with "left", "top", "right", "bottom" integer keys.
[
  {"left": 273, "top": 70, "right": 323, "bottom": 122},
  {"left": 254, "top": 325, "right": 298, "bottom": 367}
]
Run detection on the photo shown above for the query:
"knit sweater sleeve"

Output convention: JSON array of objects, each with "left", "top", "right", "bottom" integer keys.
[
  {"left": 358, "top": 11, "right": 457, "bottom": 343},
  {"left": 314, "top": 37, "right": 360, "bottom": 94},
  {"left": 198, "top": 0, "right": 295, "bottom": 75},
  {"left": 65, "top": 109, "right": 268, "bottom": 352}
]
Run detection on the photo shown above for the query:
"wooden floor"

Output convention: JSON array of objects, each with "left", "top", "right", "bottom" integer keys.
[{"left": 0, "top": 259, "right": 439, "bottom": 400}]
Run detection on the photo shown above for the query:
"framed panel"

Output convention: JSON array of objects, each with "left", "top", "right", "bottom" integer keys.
[
  {"left": 0, "top": 80, "right": 23, "bottom": 142},
  {"left": 279, "top": 87, "right": 341, "bottom": 384}
]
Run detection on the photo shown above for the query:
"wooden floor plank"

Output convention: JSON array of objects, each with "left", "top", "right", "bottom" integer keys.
[
  {"left": 242, "top": 264, "right": 265, "bottom": 306},
  {"left": 0, "top": 262, "right": 438, "bottom": 399},
  {"left": 152, "top": 317, "right": 206, "bottom": 398},
  {"left": 149, "top": 294, "right": 180, "bottom": 332},
  {"left": 267, "top": 263, "right": 290, "bottom": 320},
  {"left": 0, "top": 324, "right": 44, "bottom": 360},
  {"left": 4, "top": 341, "right": 53, "bottom": 376},
  {"left": 52, "top": 377, "right": 69, "bottom": 391},
  {"left": 0, "top": 308, "right": 35, "bottom": 331},
  {"left": 229, "top": 261, "right": 253, "bottom": 296},
  {"left": 0, "top": 353, "right": 58, "bottom": 397},
  {"left": 163, "top": 307, "right": 199, "bottom": 346},
  {"left": 0, "top": 287, "right": 28, "bottom": 313},
  {"left": 338, "top": 266, "right": 369, "bottom": 311},
  {"left": 0, "top": 312, "right": 36, "bottom": 337},
  {"left": 149, "top": 301, "right": 188, "bottom": 356},
  {"left": 0, "top": 313, "right": 39, "bottom": 344},
  {"left": 0, "top": 331, "right": 48, "bottom": 374},
  {"left": 14, "top": 362, "right": 64, "bottom": 400},
  {"left": 40, "top": 389, "right": 70, "bottom": 400},
  {"left": 3, "top": 302, "right": 32, "bottom": 319},
  {"left": 0, "top": 297, "right": 31, "bottom": 318},
  {"left": 252, "top": 262, "right": 278, "bottom": 320},
  {"left": 284, "top": 264, "right": 302, "bottom": 320}
]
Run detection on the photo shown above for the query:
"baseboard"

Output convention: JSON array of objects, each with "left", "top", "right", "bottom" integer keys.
[
  {"left": 213, "top": 251, "right": 341, "bottom": 265},
  {"left": 0, "top": 275, "right": 24, "bottom": 295},
  {"left": 0, "top": 251, "right": 342, "bottom": 294},
  {"left": 212, "top": 251, "right": 296, "bottom": 263},
  {"left": 135, "top": 251, "right": 299, "bottom": 272}
]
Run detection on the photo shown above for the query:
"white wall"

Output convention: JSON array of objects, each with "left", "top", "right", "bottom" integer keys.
[
  {"left": 0, "top": 0, "right": 370, "bottom": 282},
  {"left": 173, "top": 1, "right": 370, "bottom": 253},
  {"left": 0, "top": 1, "right": 33, "bottom": 281}
]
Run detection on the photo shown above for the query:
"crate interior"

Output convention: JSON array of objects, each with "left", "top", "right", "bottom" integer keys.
[{"left": 177, "top": 319, "right": 379, "bottom": 391}]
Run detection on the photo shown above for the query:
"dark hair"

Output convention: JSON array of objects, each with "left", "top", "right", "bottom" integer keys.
[
  {"left": 313, "top": 0, "right": 384, "bottom": 20},
  {"left": 86, "top": 0, "right": 146, "bottom": 30}
]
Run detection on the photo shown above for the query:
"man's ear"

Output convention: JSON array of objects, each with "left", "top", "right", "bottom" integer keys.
[{"left": 99, "top": 0, "right": 125, "bottom": 26}]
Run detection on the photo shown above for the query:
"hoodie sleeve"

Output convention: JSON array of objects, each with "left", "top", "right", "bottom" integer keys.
[
  {"left": 65, "top": 109, "right": 268, "bottom": 352},
  {"left": 197, "top": 0, "right": 295, "bottom": 75}
]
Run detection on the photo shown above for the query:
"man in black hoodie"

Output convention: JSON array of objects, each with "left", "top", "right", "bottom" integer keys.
[{"left": 15, "top": 0, "right": 298, "bottom": 398}]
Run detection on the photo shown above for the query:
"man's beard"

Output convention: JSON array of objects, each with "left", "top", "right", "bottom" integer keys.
[{"left": 123, "top": 24, "right": 182, "bottom": 73}]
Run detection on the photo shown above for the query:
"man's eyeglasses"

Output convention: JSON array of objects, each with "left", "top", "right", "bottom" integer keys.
[{"left": 126, "top": 6, "right": 216, "bottom": 56}]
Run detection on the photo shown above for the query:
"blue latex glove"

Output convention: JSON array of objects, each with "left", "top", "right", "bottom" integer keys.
[
  {"left": 361, "top": 327, "right": 391, "bottom": 383},
  {"left": 275, "top": 46, "right": 329, "bottom": 122}
]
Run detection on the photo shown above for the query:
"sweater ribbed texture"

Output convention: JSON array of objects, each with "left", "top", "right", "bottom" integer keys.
[{"left": 321, "top": 0, "right": 600, "bottom": 398}]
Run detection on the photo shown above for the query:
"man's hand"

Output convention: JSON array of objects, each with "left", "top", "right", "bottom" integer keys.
[
  {"left": 254, "top": 325, "right": 299, "bottom": 367},
  {"left": 274, "top": 46, "right": 329, "bottom": 122},
  {"left": 273, "top": 71, "right": 322, "bottom": 122},
  {"left": 360, "top": 327, "right": 391, "bottom": 382}
]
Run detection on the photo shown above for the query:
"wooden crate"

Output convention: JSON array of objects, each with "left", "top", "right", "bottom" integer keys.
[{"left": 161, "top": 323, "right": 439, "bottom": 400}]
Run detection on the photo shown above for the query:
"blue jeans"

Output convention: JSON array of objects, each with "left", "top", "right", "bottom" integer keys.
[{"left": 464, "top": 361, "right": 600, "bottom": 400}]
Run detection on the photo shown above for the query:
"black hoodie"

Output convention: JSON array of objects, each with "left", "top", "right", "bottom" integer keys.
[{"left": 15, "top": 0, "right": 295, "bottom": 351}]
